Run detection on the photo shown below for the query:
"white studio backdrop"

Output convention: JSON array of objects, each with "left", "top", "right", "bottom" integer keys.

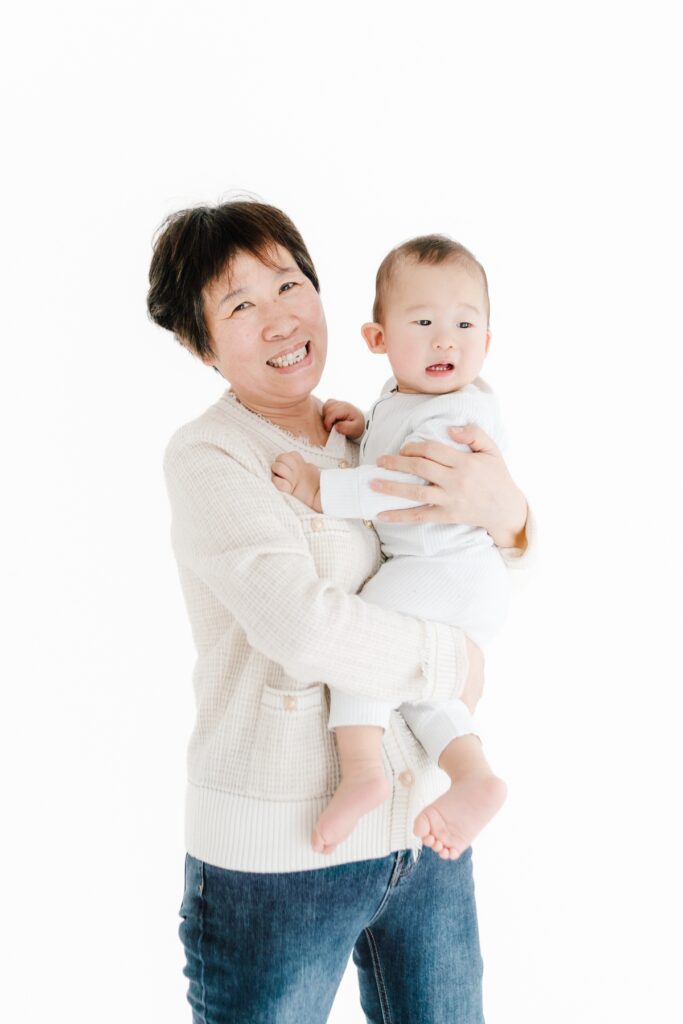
[{"left": 2, "top": 1, "right": 682, "bottom": 1020}]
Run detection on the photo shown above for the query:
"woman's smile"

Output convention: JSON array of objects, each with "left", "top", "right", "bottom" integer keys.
[{"left": 266, "top": 340, "right": 311, "bottom": 370}]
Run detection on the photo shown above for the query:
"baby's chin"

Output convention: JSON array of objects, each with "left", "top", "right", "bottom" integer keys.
[{"left": 395, "top": 370, "right": 476, "bottom": 394}]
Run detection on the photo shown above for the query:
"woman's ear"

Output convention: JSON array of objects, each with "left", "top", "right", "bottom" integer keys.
[{"left": 361, "top": 322, "right": 387, "bottom": 354}]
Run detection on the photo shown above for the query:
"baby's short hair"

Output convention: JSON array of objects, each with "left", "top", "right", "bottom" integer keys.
[{"left": 373, "top": 234, "right": 490, "bottom": 325}]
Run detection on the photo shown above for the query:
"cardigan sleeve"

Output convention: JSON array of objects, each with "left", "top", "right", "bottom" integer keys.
[{"left": 163, "top": 436, "right": 468, "bottom": 705}]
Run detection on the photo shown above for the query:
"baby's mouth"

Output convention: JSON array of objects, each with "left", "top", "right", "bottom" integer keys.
[{"left": 425, "top": 362, "right": 454, "bottom": 373}]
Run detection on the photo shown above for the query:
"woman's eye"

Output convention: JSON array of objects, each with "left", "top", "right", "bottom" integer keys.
[
  {"left": 415, "top": 319, "right": 432, "bottom": 326},
  {"left": 232, "top": 302, "right": 251, "bottom": 313},
  {"left": 280, "top": 281, "right": 299, "bottom": 293}
]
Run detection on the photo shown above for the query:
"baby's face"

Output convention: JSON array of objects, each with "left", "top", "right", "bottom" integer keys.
[{"left": 378, "top": 258, "right": 491, "bottom": 394}]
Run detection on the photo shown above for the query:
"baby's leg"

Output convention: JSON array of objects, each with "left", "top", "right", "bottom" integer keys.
[
  {"left": 312, "top": 690, "right": 393, "bottom": 855},
  {"left": 402, "top": 701, "right": 507, "bottom": 860},
  {"left": 361, "top": 555, "right": 510, "bottom": 859},
  {"left": 312, "top": 725, "right": 391, "bottom": 854}
]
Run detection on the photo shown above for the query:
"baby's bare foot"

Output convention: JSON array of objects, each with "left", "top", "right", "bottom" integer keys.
[
  {"left": 312, "top": 769, "right": 391, "bottom": 855},
  {"left": 413, "top": 773, "right": 507, "bottom": 860}
]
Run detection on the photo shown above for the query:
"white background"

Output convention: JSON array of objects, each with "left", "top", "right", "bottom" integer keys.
[{"left": 3, "top": 1, "right": 682, "bottom": 1020}]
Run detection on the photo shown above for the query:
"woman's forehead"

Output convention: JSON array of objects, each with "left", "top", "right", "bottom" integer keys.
[
  {"left": 206, "top": 245, "right": 297, "bottom": 307},
  {"left": 229, "top": 244, "right": 294, "bottom": 282}
]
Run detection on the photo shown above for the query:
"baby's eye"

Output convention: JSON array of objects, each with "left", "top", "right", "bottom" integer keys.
[
  {"left": 458, "top": 322, "right": 473, "bottom": 329},
  {"left": 415, "top": 319, "right": 432, "bottom": 327}
]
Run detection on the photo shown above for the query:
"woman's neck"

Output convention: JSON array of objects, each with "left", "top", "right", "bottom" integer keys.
[{"left": 230, "top": 391, "right": 330, "bottom": 447}]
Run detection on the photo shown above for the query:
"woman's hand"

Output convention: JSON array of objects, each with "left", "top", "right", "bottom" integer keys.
[
  {"left": 461, "top": 638, "right": 484, "bottom": 713},
  {"left": 371, "top": 424, "right": 528, "bottom": 549}
]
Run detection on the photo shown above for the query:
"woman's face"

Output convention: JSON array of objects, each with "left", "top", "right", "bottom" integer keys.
[{"left": 202, "top": 246, "right": 328, "bottom": 410}]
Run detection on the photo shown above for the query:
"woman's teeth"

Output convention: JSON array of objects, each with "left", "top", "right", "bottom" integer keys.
[{"left": 267, "top": 343, "right": 308, "bottom": 368}]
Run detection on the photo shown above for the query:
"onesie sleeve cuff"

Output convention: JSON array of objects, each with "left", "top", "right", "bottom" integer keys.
[{"left": 320, "top": 467, "right": 364, "bottom": 519}]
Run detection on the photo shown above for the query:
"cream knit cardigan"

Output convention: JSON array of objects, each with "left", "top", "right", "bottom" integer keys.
[{"left": 164, "top": 390, "right": 531, "bottom": 872}]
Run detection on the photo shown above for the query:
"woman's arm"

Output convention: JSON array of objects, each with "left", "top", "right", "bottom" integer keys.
[{"left": 164, "top": 434, "right": 471, "bottom": 706}]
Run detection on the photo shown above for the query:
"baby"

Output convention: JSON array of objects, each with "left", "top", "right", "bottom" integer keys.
[{"left": 272, "top": 235, "right": 510, "bottom": 860}]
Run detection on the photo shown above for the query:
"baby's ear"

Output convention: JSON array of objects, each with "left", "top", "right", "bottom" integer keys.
[
  {"left": 484, "top": 329, "right": 492, "bottom": 354},
  {"left": 361, "top": 322, "right": 387, "bottom": 354}
]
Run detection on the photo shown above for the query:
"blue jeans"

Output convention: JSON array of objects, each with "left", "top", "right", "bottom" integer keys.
[{"left": 178, "top": 847, "right": 484, "bottom": 1023}]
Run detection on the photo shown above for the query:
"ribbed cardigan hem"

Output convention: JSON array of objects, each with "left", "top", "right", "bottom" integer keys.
[{"left": 185, "top": 761, "right": 449, "bottom": 873}]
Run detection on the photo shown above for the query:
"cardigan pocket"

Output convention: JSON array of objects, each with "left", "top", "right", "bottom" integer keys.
[{"left": 243, "top": 684, "right": 340, "bottom": 801}]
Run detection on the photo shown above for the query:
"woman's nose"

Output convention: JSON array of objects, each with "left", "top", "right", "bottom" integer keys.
[{"left": 263, "top": 311, "right": 298, "bottom": 342}]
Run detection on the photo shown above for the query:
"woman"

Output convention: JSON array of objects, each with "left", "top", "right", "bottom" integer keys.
[{"left": 148, "top": 199, "right": 531, "bottom": 1023}]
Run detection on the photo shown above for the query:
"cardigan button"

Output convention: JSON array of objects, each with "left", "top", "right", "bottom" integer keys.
[
  {"left": 363, "top": 519, "right": 373, "bottom": 528},
  {"left": 398, "top": 770, "right": 415, "bottom": 788},
  {"left": 311, "top": 519, "right": 324, "bottom": 532},
  {"left": 283, "top": 695, "right": 298, "bottom": 711},
  {"left": 338, "top": 459, "right": 350, "bottom": 468}
]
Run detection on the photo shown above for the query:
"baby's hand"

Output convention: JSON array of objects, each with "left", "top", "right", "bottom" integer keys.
[
  {"left": 272, "top": 451, "right": 323, "bottom": 512},
  {"left": 323, "top": 399, "right": 365, "bottom": 440}
]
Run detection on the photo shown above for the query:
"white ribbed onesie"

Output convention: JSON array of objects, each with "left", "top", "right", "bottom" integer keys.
[{"left": 320, "top": 378, "right": 511, "bottom": 761}]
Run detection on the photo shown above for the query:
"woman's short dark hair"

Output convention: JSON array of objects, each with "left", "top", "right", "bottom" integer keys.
[{"left": 147, "top": 200, "right": 320, "bottom": 359}]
